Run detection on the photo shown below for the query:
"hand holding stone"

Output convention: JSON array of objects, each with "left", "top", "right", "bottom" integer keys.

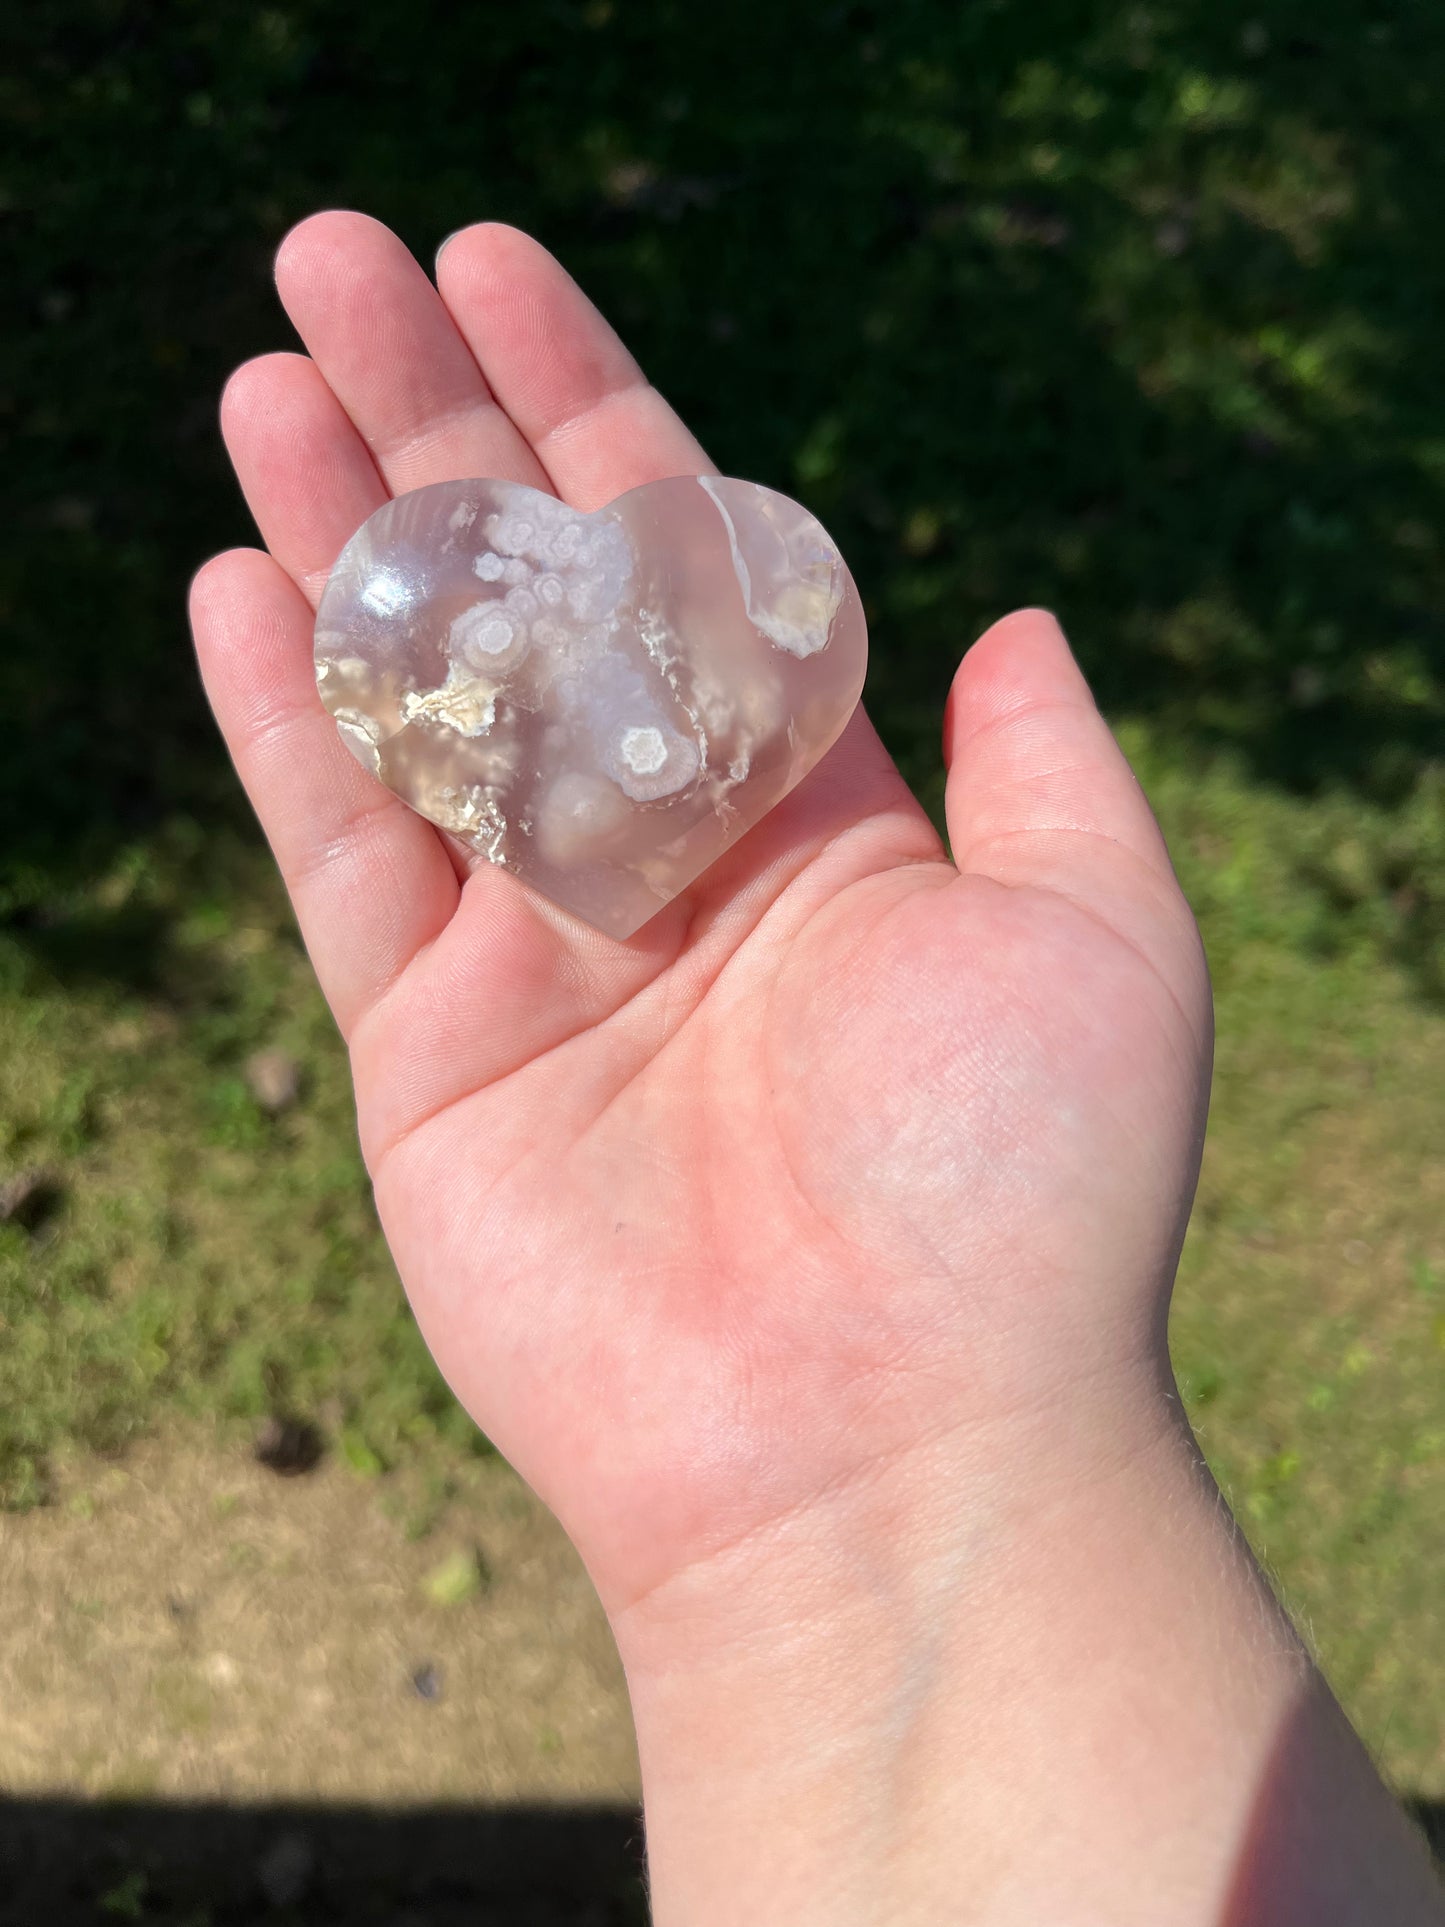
[
  {"left": 192, "top": 209, "right": 1209, "bottom": 1700},
  {"left": 189, "top": 213, "right": 1445, "bottom": 1927}
]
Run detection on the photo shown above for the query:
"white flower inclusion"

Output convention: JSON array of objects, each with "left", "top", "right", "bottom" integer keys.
[{"left": 618, "top": 726, "right": 669, "bottom": 777}]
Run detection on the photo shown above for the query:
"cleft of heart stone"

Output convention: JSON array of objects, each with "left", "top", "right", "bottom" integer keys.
[{"left": 314, "top": 474, "right": 868, "bottom": 938}]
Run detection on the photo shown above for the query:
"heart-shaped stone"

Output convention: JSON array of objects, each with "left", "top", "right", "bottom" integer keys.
[{"left": 314, "top": 475, "right": 867, "bottom": 937}]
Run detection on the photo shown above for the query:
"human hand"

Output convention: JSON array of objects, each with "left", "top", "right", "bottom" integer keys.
[
  {"left": 191, "top": 214, "right": 1439, "bottom": 1926},
  {"left": 192, "top": 209, "right": 1208, "bottom": 1609}
]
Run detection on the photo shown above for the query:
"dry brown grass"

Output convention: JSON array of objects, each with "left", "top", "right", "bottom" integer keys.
[{"left": 0, "top": 1430, "right": 637, "bottom": 1806}]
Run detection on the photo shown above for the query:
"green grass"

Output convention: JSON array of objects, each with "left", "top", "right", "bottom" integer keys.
[
  {"left": 0, "top": 828, "right": 481, "bottom": 1506},
  {"left": 2, "top": 0, "right": 1442, "bottom": 1795}
]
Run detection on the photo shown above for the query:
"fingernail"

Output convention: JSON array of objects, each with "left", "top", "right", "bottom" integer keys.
[{"left": 435, "top": 227, "right": 468, "bottom": 269}]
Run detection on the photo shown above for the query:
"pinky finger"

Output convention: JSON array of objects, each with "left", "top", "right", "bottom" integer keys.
[{"left": 190, "top": 547, "right": 459, "bottom": 1037}]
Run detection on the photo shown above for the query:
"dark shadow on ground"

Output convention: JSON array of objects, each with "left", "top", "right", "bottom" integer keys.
[
  {"left": 1, "top": 1787, "right": 1439, "bottom": 1924},
  {"left": 1411, "top": 1798, "right": 1445, "bottom": 1864},
  {"left": 0, "top": 1795, "right": 646, "bottom": 1925}
]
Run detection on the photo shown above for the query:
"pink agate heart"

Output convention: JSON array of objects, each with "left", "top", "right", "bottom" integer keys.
[{"left": 314, "top": 475, "right": 868, "bottom": 938}]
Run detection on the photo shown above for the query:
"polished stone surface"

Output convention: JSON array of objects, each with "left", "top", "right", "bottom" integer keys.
[{"left": 314, "top": 475, "right": 867, "bottom": 937}]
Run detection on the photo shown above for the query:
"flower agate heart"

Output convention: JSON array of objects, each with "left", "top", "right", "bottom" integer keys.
[{"left": 314, "top": 475, "right": 867, "bottom": 937}]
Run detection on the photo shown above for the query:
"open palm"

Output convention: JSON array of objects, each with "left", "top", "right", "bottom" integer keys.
[{"left": 191, "top": 214, "right": 1211, "bottom": 1629}]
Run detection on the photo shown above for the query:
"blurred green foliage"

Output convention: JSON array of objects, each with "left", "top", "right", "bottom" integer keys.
[
  {"left": 5, "top": 0, "right": 1445, "bottom": 946},
  {"left": 1, "top": 0, "right": 1442, "bottom": 1790}
]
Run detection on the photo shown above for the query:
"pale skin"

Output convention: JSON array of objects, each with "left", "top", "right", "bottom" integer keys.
[{"left": 190, "top": 211, "right": 1443, "bottom": 1925}]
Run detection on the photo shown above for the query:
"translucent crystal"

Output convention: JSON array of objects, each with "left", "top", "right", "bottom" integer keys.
[{"left": 314, "top": 475, "right": 867, "bottom": 938}]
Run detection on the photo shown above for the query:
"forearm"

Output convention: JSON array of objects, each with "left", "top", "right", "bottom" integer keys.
[{"left": 614, "top": 1382, "right": 1442, "bottom": 1927}]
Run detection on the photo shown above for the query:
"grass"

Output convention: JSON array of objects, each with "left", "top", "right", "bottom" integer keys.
[
  {"left": 2, "top": 0, "right": 1442, "bottom": 1797},
  {"left": 0, "top": 829, "right": 478, "bottom": 1508}
]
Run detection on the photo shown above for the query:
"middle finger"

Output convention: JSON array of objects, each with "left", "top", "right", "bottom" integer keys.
[{"left": 274, "top": 209, "right": 552, "bottom": 497}]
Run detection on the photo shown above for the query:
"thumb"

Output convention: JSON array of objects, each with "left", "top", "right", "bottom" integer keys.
[
  {"left": 944, "top": 609, "right": 1210, "bottom": 1052},
  {"left": 945, "top": 607, "right": 1175, "bottom": 895}
]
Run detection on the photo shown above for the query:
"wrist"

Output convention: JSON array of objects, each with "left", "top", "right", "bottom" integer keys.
[
  {"left": 612, "top": 1363, "right": 1440, "bottom": 1927},
  {"left": 612, "top": 1345, "right": 1185, "bottom": 1684},
  {"left": 614, "top": 1358, "right": 1188, "bottom": 1923}
]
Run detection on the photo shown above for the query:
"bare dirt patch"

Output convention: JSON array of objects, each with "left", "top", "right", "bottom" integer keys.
[{"left": 0, "top": 1429, "right": 638, "bottom": 1806}]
